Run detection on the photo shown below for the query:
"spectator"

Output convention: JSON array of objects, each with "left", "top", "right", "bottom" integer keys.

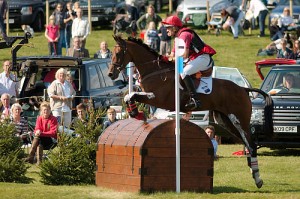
[
  {"left": 158, "top": 21, "right": 171, "bottom": 56},
  {"left": 144, "top": 21, "right": 160, "bottom": 52},
  {"left": 257, "top": 38, "right": 285, "bottom": 56},
  {"left": 10, "top": 103, "right": 30, "bottom": 145},
  {"left": 25, "top": 102, "right": 58, "bottom": 164},
  {"left": 291, "top": 39, "right": 300, "bottom": 59},
  {"left": 66, "top": 71, "right": 77, "bottom": 91},
  {"left": 47, "top": 68, "right": 76, "bottom": 127},
  {"left": 66, "top": 36, "right": 89, "bottom": 58},
  {"left": 103, "top": 108, "right": 117, "bottom": 130},
  {"left": 136, "top": 4, "right": 162, "bottom": 31},
  {"left": 283, "top": 73, "right": 295, "bottom": 90},
  {"left": 248, "top": 0, "right": 268, "bottom": 37},
  {"left": 277, "top": 38, "right": 293, "bottom": 59},
  {"left": 0, "top": 93, "right": 10, "bottom": 119},
  {"left": 52, "top": 3, "right": 65, "bottom": 55},
  {"left": 269, "top": 17, "right": 283, "bottom": 41},
  {"left": 278, "top": 7, "right": 298, "bottom": 32},
  {"left": 43, "top": 68, "right": 58, "bottom": 88},
  {"left": 221, "top": 6, "right": 245, "bottom": 39},
  {"left": 45, "top": 15, "right": 60, "bottom": 55},
  {"left": 71, "top": 8, "right": 89, "bottom": 48},
  {"left": 0, "top": 0, "right": 8, "bottom": 42},
  {"left": 0, "top": 60, "right": 19, "bottom": 97},
  {"left": 205, "top": 125, "right": 218, "bottom": 160},
  {"left": 64, "top": 1, "right": 76, "bottom": 52},
  {"left": 71, "top": 103, "right": 88, "bottom": 128},
  {"left": 94, "top": 41, "right": 112, "bottom": 59},
  {"left": 73, "top": 1, "right": 80, "bottom": 15},
  {"left": 125, "top": 0, "right": 138, "bottom": 36}
]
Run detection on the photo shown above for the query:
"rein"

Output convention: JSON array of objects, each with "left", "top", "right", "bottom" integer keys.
[{"left": 141, "top": 66, "right": 174, "bottom": 83}]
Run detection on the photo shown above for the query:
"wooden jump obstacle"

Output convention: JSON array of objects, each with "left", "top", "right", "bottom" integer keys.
[{"left": 96, "top": 118, "right": 214, "bottom": 193}]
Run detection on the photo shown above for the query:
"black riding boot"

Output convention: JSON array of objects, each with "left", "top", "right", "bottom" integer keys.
[{"left": 183, "top": 75, "right": 201, "bottom": 110}]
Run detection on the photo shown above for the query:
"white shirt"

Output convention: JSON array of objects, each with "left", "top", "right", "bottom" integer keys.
[
  {"left": 249, "top": 0, "right": 268, "bottom": 18},
  {"left": 0, "top": 72, "right": 19, "bottom": 97},
  {"left": 278, "top": 15, "right": 294, "bottom": 27},
  {"left": 48, "top": 80, "right": 72, "bottom": 112},
  {"left": 72, "top": 18, "right": 90, "bottom": 39}
]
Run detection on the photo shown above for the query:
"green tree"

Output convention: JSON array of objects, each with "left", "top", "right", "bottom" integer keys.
[
  {"left": 0, "top": 121, "right": 32, "bottom": 183},
  {"left": 39, "top": 108, "right": 105, "bottom": 185}
]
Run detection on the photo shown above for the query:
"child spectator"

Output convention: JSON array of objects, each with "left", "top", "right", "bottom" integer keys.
[
  {"left": 158, "top": 22, "right": 171, "bottom": 55},
  {"left": 52, "top": 3, "right": 65, "bottom": 55},
  {"left": 205, "top": 125, "right": 218, "bottom": 160},
  {"left": 25, "top": 102, "right": 58, "bottom": 164},
  {"left": 45, "top": 15, "right": 60, "bottom": 55},
  {"left": 144, "top": 21, "right": 160, "bottom": 52},
  {"left": 64, "top": 2, "right": 76, "bottom": 52},
  {"left": 71, "top": 103, "right": 88, "bottom": 128},
  {"left": 103, "top": 108, "right": 117, "bottom": 130}
]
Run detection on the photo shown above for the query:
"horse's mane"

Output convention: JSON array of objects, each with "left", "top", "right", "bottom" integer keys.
[{"left": 126, "top": 36, "right": 160, "bottom": 57}]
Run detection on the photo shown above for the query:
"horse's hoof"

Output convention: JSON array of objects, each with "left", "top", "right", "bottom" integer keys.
[{"left": 256, "top": 180, "right": 263, "bottom": 188}]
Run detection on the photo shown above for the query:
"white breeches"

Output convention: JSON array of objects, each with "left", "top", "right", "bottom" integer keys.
[{"left": 181, "top": 54, "right": 212, "bottom": 79}]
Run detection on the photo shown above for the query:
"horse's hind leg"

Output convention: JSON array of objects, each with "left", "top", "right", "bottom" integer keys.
[{"left": 228, "top": 114, "right": 263, "bottom": 189}]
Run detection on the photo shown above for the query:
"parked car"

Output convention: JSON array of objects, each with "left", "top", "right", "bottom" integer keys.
[
  {"left": 154, "top": 66, "right": 252, "bottom": 141},
  {"left": 251, "top": 58, "right": 300, "bottom": 149},
  {"left": 176, "top": 0, "right": 222, "bottom": 28},
  {"left": 210, "top": 0, "right": 244, "bottom": 15},
  {"left": 147, "top": 0, "right": 180, "bottom": 12},
  {"left": 269, "top": 0, "right": 300, "bottom": 25},
  {"left": 15, "top": 56, "right": 128, "bottom": 123},
  {"left": 75, "top": 0, "right": 146, "bottom": 26},
  {"left": 5, "top": 0, "right": 57, "bottom": 32}
]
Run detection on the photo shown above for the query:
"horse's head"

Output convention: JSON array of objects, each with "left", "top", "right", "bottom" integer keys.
[{"left": 108, "top": 35, "right": 130, "bottom": 80}]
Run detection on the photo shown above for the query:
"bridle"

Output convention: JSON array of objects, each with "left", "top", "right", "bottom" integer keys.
[{"left": 112, "top": 39, "right": 173, "bottom": 81}]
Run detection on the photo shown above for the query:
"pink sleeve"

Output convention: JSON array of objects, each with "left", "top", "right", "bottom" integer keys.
[{"left": 34, "top": 116, "right": 42, "bottom": 134}]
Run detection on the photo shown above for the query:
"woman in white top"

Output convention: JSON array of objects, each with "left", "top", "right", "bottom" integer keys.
[
  {"left": 47, "top": 68, "right": 76, "bottom": 127},
  {"left": 248, "top": 0, "right": 268, "bottom": 37}
]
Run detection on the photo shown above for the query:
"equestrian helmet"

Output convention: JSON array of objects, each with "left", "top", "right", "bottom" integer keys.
[{"left": 162, "top": 16, "right": 183, "bottom": 28}]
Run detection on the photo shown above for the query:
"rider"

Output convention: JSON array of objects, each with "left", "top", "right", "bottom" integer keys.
[{"left": 161, "top": 16, "right": 216, "bottom": 110}]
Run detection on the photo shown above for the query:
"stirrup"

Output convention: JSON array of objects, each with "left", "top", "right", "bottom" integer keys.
[{"left": 185, "top": 98, "right": 201, "bottom": 110}]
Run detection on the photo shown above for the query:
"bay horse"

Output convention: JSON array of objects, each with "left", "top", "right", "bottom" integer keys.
[{"left": 108, "top": 35, "right": 273, "bottom": 189}]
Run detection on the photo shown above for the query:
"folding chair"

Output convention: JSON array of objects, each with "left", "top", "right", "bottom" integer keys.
[{"left": 207, "top": 13, "right": 223, "bottom": 36}]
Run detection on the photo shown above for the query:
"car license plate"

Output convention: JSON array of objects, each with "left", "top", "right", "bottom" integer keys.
[
  {"left": 91, "top": 17, "right": 98, "bottom": 21},
  {"left": 274, "top": 126, "right": 297, "bottom": 133},
  {"left": 4, "top": 19, "right": 14, "bottom": 24}
]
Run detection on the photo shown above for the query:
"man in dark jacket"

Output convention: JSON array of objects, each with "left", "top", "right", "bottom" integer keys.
[{"left": 221, "top": 6, "right": 245, "bottom": 39}]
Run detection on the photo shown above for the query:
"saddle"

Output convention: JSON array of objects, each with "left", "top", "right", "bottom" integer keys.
[{"left": 191, "top": 67, "right": 213, "bottom": 88}]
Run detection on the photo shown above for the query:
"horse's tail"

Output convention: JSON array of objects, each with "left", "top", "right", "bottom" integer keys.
[{"left": 245, "top": 88, "right": 274, "bottom": 136}]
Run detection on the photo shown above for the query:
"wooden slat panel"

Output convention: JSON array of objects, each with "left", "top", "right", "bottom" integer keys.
[
  {"left": 96, "top": 172, "right": 141, "bottom": 186},
  {"left": 141, "top": 166, "right": 212, "bottom": 176},
  {"left": 96, "top": 163, "right": 141, "bottom": 175},
  {"left": 96, "top": 154, "right": 141, "bottom": 166}
]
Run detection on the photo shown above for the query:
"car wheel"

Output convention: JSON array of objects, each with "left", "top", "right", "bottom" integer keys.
[{"left": 32, "top": 13, "right": 44, "bottom": 32}]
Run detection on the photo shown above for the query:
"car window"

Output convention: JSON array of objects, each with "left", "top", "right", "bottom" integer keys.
[
  {"left": 261, "top": 69, "right": 300, "bottom": 94},
  {"left": 278, "top": 0, "right": 300, "bottom": 5},
  {"left": 98, "top": 62, "right": 114, "bottom": 87},
  {"left": 87, "top": 65, "right": 101, "bottom": 89}
]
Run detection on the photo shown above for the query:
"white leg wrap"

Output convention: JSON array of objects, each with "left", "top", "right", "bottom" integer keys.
[{"left": 228, "top": 114, "right": 253, "bottom": 154}]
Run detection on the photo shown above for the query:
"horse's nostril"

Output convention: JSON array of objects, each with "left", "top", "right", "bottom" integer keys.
[{"left": 108, "top": 72, "right": 113, "bottom": 77}]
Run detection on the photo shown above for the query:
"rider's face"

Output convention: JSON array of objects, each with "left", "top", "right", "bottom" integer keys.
[{"left": 166, "top": 26, "right": 175, "bottom": 37}]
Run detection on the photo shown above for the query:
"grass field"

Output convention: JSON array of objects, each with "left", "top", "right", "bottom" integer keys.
[
  {"left": 1, "top": 145, "right": 299, "bottom": 199},
  {"left": 1, "top": 12, "right": 299, "bottom": 198},
  {"left": 1, "top": 24, "right": 272, "bottom": 88}
]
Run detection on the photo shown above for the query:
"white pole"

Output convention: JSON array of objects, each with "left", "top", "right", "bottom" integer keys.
[
  {"left": 128, "top": 62, "right": 135, "bottom": 94},
  {"left": 175, "top": 38, "right": 185, "bottom": 193}
]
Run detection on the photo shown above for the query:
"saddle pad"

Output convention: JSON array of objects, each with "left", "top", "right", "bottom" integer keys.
[
  {"left": 196, "top": 76, "right": 212, "bottom": 94},
  {"left": 179, "top": 76, "right": 212, "bottom": 94}
]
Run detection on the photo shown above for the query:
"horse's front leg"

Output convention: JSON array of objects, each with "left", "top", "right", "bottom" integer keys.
[
  {"left": 228, "top": 114, "right": 263, "bottom": 188},
  {"left": 124, "top": 91, "right": 155, "bottom": 104}
]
